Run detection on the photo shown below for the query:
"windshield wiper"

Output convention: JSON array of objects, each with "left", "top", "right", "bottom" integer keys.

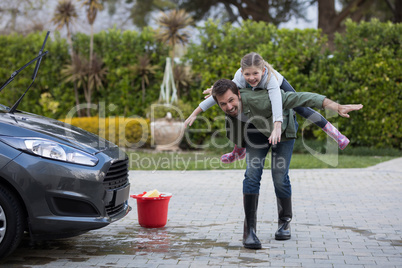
[
  {"left": 1, "top": 31, "right": 50, "bottom": 113},
  {"left": 0, "top": 51, "right": 49, "bottom": 94}
]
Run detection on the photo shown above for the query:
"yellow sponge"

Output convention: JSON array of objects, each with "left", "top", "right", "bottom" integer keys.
[{"left": 143, "top": 189, "right": 160, "bottom": 197}]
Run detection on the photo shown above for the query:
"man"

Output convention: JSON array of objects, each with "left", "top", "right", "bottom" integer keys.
[{"left": 211, "top": 79, "right": 363, "bottom": 249}]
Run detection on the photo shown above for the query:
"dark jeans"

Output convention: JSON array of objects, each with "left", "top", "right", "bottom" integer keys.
[
  {"left": 281, "top": 78, "right": 328, "bottom": 128},
  {"left": 243, "top": 122, "right": 297, "bottom": 198}
]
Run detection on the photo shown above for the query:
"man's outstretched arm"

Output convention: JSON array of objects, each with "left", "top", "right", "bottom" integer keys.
[
  {"left": 281, "top": 91, "right": 363, "bottom": 118},
  {"left": 322, "top": 98, "right": 363, "bottom": 118}
]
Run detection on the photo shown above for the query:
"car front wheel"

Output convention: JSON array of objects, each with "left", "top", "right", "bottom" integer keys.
[{"left": 0, "top": 184, "right": 25, "bottom": 259}]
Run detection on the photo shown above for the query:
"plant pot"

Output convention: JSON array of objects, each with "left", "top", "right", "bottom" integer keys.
[{"left": 150, "top": 119, "right": 185, "bottom": 151}]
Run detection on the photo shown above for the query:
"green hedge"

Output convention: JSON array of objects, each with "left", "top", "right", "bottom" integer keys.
[
  {"left": 312, "top": 19, "right": 402, "bottom": 149},
  {"left": 0, "top": 32, "right": 72, "bottom": 118},
  {"left": 0, "top": 19, "right": 400, "bottom": 149},
  {"left": 184, "top": 19, "right": 401, "bottom": 149},
  {"left": 0, "top": 28, "right": 169, "bottom": 119}
]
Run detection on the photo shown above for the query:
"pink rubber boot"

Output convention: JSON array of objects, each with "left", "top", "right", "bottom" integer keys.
[
  {"left": 322, "top": 122, "right": 350, "bottom": 150},
  {"left": 221, "top": 145, "right": 246, "bottom": 163}
]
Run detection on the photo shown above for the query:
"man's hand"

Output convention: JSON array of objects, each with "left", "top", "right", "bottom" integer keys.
[
  {"left": 184, "top": 106, "right": 203, "bottom": 128},
  {"left": 203, "top": 86, "right": 213, "bottom": 99},
  {"left": 184, "top": 115, "right": 197, "bottom": 128},
  {"left": 338, "top": 104, "right": 363, "bottom": 118},
  {"left": 268, "top": 121, "right": 282, "bottom": 145},
  {"left": 323, "top": 98, "right": 363, "bottom": 118}
]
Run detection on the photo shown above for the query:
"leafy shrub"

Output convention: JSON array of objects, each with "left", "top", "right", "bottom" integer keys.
[{"left": 313, "top": 19, "right": 402, "bottom": 149}]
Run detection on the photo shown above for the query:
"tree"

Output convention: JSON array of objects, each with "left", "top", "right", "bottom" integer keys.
[
  {"left": 125, "top": 0, "right": 176, "bottom": 28},
  {"left": 61, "top": 53, "right": 89, "bottom": 111},
  {"left": 0, "top": 0, "right": 46, "bottom": 34},
  {"left": 317, "top": 0, "right": 401, "bottom": 48},
  {"left": 78, "top": 0, "right": 103, "bottom": 67},
  {"left": 52, "top": 0, "right": 78, "bottom": 48},
  {"left": 62, "top": 53, "right": 107, "bottom": 117},
  {"left": 174, "top": 0, "right": 309, "bottom": 26},
  {"left": 156, "top": 9, "right": 193, "bottom": 63},
  {"left": 77, "top": 0, "right": 104, "bottom": 116},
  {"left": 52, "top": 0, "right": 81, "bottom": 115},
  {"left": 129, "top": 55, "right": 159, "bottom": 103},
  {"left": 173, "top": 64, "right": 192, "bottom": 98},
  {"left": 87, "top": 54, "right": 108, "bottom": 111}
]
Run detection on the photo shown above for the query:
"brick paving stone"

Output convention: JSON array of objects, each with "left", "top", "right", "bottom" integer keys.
[{"left": 0, "top": 158, "right": 401, "bottom": 267}]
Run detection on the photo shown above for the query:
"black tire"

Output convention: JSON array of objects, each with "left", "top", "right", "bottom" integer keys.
[{"left": 0, "top": 184, "right": 25, "bottom": 259}]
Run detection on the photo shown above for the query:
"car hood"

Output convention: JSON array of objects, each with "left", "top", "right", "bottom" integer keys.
[{"left": 0, "top": 110, "right": 117, "bottom": 154}]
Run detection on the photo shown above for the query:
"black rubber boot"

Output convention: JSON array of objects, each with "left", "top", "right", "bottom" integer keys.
[
  {"left": 243, "top": 194, "right": 262, "bottom": 249},
  {"left": 275, "top": 197, "right": 292, "bottom": 240}
]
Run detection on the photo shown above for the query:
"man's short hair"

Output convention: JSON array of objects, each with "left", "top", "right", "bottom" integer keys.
[{"left": 212, "top": 79, "right": 239, "bottom": 103}]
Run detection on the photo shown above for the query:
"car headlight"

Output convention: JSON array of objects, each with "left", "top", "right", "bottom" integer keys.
[{"left": 0, "top": 137, "right": 98, "bottom": 166}]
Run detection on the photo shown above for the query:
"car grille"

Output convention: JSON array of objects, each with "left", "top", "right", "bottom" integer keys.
[
  {"left": 106, "top": 203, "right": 125, "bottom": 217},
  {"left": 103, "top": 158, "right": 129, "bottom": 190},
  {"left": 104, "top": 157, "right": 129, "bottom": 217}
]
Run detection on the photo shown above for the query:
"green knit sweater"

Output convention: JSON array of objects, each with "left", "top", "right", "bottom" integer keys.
[{"left": 225, "top": 88, "right": 326, "bottom": 147}]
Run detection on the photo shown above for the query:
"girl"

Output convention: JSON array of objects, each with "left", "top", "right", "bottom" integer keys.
[{"left": 184, "top": 52, "right": 349, "bottom": 163}]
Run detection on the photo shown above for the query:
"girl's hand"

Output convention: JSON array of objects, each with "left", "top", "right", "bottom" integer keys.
[
  {"left": 203, "top": 86, "right": 213, "bottom": 99},
  {"left": 268, "top": 121, "right": 282, "bottom": 145}
]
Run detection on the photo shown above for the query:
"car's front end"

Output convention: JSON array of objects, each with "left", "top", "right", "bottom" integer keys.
[{"left": 0, "top": 107, "right": 131, "bottom": 240}]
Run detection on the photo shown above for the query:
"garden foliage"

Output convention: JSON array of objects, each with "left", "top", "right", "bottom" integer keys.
[{"left": 0, "top": 20, "right": 400, "bottom": 149}]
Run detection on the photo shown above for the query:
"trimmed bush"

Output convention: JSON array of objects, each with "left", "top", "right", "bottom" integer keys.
[{"left": 313, "top": 19, "right": 402, "bottom": 149}]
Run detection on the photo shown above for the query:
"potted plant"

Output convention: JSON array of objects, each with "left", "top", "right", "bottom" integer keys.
[
  {"left": 148, "top": 10, "right": 193, "bottom": 151},
  {"left": 148, "top": 58, "right": 192, "bottom": 151}
]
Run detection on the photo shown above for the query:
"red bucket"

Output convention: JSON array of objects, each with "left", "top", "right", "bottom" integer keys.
[{"left": 130, "top": 192, "right": 172, "bottom": 228}]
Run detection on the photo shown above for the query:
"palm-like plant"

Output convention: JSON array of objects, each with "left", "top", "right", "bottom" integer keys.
[
  {"left": 78, "top": 0, "right": 103, "bottom": 66},
  {"left": 77, "top": 0, "right": 104, "bottom": 116},
  {"left": 61, "top": 53, "right": 88, "bottom": 96},
  {"left": 52, "top": 0, "right": 80, "bottom": 115},
  {"left": 129, "top": 55, "right": 159, "bottom": 103},
  {"left": 156, "top": 9, "right": 193, "bottom": 64},
  {"left": 62, "top": 53, "right": 107, "bottom": 117},
  {"left": 87, "top": 53, "right": 108, "bottom": 101},
  {"left": 173, "top": 64, "right": 192, "bottom": 98},
  {"left": 52, "top": 0, "right": 78, "bottom": 49}
]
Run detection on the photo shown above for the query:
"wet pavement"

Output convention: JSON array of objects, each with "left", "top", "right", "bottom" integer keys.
[{"left": 1, "top": 158, "right": 402, "bottom": 267}]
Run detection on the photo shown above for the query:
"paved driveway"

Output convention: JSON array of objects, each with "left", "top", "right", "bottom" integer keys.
[{"left": 1, "top": 158, "right": 402, "bottom": 267}]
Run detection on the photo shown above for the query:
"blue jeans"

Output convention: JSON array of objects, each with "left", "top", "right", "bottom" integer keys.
[{"left": 243, "top": 122, "right": 297, "bottom": 198}]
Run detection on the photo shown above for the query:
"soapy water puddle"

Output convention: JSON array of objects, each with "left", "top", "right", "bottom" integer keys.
[
  {"left": 1, "top": 222, "right": 400, "bottom": 266},
  {"left": 0, "top": 223, "right": 272, "bottom": 266}
]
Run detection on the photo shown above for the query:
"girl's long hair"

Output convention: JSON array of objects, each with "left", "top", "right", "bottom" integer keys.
[{"left": 240, "top": 52, "right": 278, "bottom": 86}]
